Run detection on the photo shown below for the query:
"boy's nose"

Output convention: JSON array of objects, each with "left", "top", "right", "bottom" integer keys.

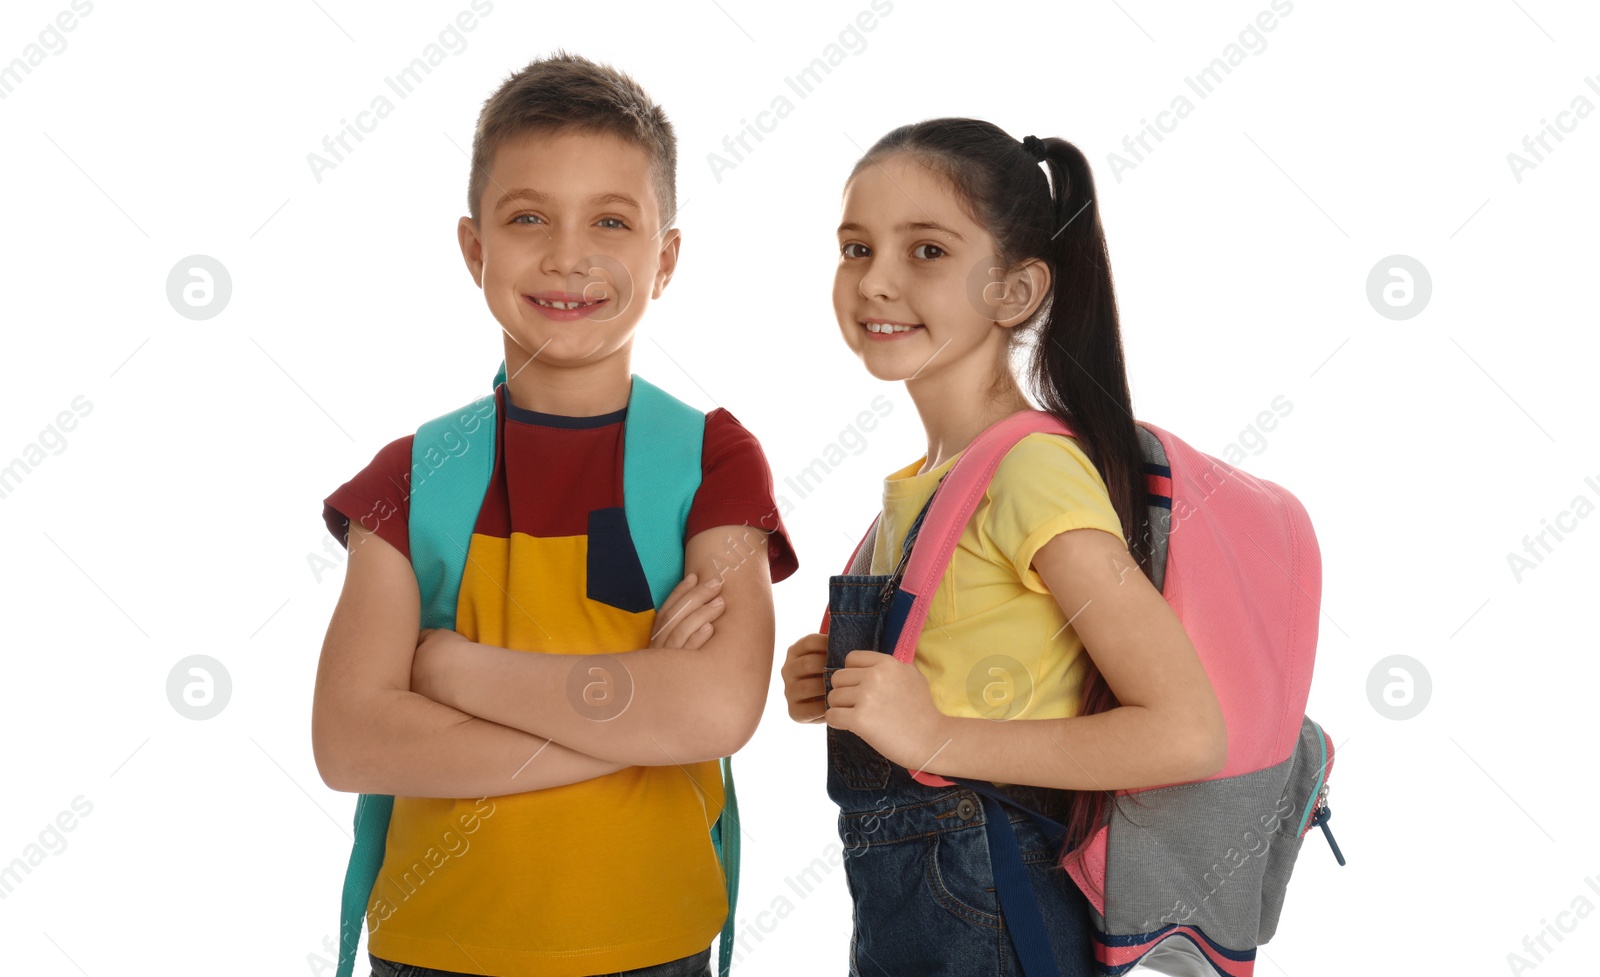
[{"left": 542, "top": 227, "right": 590, "bottom": 273}]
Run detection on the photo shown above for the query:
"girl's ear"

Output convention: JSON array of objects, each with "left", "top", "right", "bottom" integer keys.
[{"left": 994, "top": 257, "right": 1051, "bottom": 328}]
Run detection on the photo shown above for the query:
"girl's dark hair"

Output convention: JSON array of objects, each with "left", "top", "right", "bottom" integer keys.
[{"left": 848, "top": 119, "right": 1152, "bottom": 862}]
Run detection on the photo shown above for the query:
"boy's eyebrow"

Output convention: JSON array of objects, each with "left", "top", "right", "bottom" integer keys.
[
  {"left": 836, "top": 220, "right": 966, "bottom": 242},
  {"left": 495, "top": 188, "right": 643, "bottom": 212}
]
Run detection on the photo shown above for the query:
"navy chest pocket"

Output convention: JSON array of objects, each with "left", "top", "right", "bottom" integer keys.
[{"left": 586, "top": 507, "right": 654, "bottom": 614}]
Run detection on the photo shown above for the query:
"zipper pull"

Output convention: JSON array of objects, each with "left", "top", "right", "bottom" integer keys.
[{"left": 1310, "top": 805, "right": 1346, "bottom": 866}]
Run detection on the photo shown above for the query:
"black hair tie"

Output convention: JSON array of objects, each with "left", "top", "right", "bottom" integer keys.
[{"left": 1021, "top": 134, "right": 1048, "bottom": 161}]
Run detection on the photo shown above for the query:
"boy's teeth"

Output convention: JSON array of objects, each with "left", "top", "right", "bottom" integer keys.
[
  {"left": 866, "top": 321, "right": 919, "bottom": 333},
  {"left": 536, "top": 298, "right": 590, "bottom": 309}
]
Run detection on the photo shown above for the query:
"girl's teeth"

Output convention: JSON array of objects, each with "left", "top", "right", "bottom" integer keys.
[{"left": 866, "top": 322, "right": 919, "bottom": 333}]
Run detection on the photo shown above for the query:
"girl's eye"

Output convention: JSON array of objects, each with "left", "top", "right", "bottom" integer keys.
[
  {"left": 597, "top": 217, "right": 627, "bottom": 230},
  {"left": 841, "top": 243, "right": 869, "bottom": 258},
  {"left": 511, "top": 214, "right": 544, "bottom": 225},
  {"left": 911, "top": 243, "right": 946, "bottom": 260}
]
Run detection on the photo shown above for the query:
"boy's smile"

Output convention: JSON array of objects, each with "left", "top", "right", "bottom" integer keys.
[
  {"left": 458, "top": 129, "right": 680, "bottom": 409},
  {"left": 524, "top": 290, "right": 610, "bottom": 321}
]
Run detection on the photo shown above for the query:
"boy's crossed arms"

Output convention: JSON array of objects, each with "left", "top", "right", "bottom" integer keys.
[{"left": 311, "top": 519, "right": 774, "bottom": 798}]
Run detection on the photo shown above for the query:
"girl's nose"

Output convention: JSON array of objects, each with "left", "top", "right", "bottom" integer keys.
[{"left": 857, "top": 258, "right": 897, "bottom": 301}]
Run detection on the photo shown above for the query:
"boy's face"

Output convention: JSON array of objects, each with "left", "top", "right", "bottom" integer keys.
[{"left": 458, "top": 129, "right": 679, "bottom": 379}]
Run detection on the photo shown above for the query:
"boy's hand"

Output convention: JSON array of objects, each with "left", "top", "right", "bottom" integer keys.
[
  {"left": 649, "top": 572, "right": 726, "bottom": 650},
  {"left": 412, "top": 627, "right": 470, "bottom": 704},
  {"left": 780, "top": 632, "right": 828, "bottom": 724}
]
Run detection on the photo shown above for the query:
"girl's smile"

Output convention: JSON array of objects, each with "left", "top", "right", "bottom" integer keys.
[
  {"left": 834, "top": 153, "right": 1035, "bottom": 388},
  {"left": 862, "top": 318, "right": 925, "bottom": 340}
]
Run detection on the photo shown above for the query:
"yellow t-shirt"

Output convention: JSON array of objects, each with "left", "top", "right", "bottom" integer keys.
[{"left": 872, "top": 432, "right": 1126, "bottom": 722}]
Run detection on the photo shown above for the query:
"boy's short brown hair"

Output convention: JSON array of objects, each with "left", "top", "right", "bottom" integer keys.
[{"left": 467, "top": 50, "right": 677, "bottom": 231}]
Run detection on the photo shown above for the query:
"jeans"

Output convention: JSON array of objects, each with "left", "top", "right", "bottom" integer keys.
[
  {"left": 824, "top": 569, "right": 1095, "bottom": 977},
  {"left": 368, "top": 946, "right": 711, "bottom": 977}
]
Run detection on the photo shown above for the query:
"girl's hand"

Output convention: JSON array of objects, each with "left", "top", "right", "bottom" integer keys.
[
  {"left": 412, "top": 627, "right": 469, "bottom": 704},
  {"left": 780, "top": 633, "right": 829, "bottom": 724},
  {"left": 825, "top": 650, "right": 950, "bottom": 770},
  {"left": 649, "top": 572, "right": 726, "bottom": 650}
]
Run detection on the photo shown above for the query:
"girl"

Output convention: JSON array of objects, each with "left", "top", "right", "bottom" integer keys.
[{"left": 780, "top": 119, "right": 1227, "bottom": 976}]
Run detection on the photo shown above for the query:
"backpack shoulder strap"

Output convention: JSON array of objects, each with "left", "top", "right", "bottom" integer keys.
[
  {"left": 1135, "top": 423, "right": 1172, "bottom": 595},
  {"left": 335, "top": 794, "right": 393, "bottom": 977},
  {"left": 873, "top": 412, "right": 1073, "bottom": 790},
  {"left": 885, "top": 411, "right": 1073, "bottom": 664},
  {"left": 410, "top": 392, "right": 500, "bottom": 629},
  {"left": 335, "top": 383, "right": 500, "bottom": 977},
  {"left": 882, "top": 414, "right": 1175, "bottom": 657},
  {"left": 619, "top": 373, "right": 754, "bottom": 977},
  {"left": 621, "top": 374, "right": 706, "bottom": 611}
]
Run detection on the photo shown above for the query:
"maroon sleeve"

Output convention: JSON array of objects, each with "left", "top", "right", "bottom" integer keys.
[
  {"left": 686, "top": 408, "right": 799, "bottom": 583},
  {"left": 322, "top": 433, "right": 415, "bottom": 562}
]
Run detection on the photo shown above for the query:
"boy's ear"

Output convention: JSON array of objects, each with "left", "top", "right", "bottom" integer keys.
[
  {"left": 652, "top": 226, "right": 682, "bottom": 300},
  {"left": 458, "top": 216, "right": 485, "bottom": 288},
  {"left": 994, "top": 257, "right": 1050, "bottom": 329}
]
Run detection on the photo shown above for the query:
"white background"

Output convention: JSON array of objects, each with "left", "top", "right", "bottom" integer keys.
[{"left": 1, "top": 1, "right": 1595, "bottom": 974}]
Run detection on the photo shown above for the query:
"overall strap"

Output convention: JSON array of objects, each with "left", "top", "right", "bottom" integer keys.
[{"left": 819, "top": 514, "right": 881, "bottom": 633}]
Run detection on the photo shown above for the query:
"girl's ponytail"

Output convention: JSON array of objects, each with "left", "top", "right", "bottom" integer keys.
[
  {"left": 1026, "top": 136, "right": 1150, "bottom": 573},
  {"left": 1025, "top": 135, "right": 1151, "bottom": 859}
]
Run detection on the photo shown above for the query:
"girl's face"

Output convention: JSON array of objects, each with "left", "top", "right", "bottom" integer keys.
[{"left": 833, "top": 153, "right": 1035, "bottom": 385}]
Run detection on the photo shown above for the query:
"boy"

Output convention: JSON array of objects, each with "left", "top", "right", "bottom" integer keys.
[{"left": 312, "top": 51, "right": 798, "bottom": 977}]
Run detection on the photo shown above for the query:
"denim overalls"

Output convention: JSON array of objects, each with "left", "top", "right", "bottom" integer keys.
[{"left": 823, "top": 491, "right": 1095, "bottom": 977}]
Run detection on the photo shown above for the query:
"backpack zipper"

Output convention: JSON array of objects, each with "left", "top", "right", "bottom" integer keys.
[
  {"left": 1307, "top": 790, "right": 1345, "bottom": 866},
  {"left": 1295, "top": 721, "right": 1345, "bottom": 865}
]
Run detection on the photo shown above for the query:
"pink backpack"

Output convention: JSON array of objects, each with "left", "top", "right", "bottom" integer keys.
[{"left": 835, "top": 410, "right": 1343, "bottom": 976}]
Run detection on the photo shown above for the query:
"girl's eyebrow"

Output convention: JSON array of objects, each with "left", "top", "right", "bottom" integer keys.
[{"left": 837, "top": 220, "right": 965, "bottom": 242}]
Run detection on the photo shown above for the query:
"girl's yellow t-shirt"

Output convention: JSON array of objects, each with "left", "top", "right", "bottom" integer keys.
[{"left": 872, "top": 432, "right": 1127, "bottom": 721}]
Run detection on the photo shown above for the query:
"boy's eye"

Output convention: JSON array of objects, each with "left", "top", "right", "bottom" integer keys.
[
  {"left": 597, "top": 217, "right": 627, "bottom": 230},
  {"left": 841, "top": 243, "right": 869, "bottom": 258},
  {"left": 511, "top": 214, "right": 545, "bottom": 225},
  {"left": 911, "top": 243, "right": 946, "bottom": 260}
]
